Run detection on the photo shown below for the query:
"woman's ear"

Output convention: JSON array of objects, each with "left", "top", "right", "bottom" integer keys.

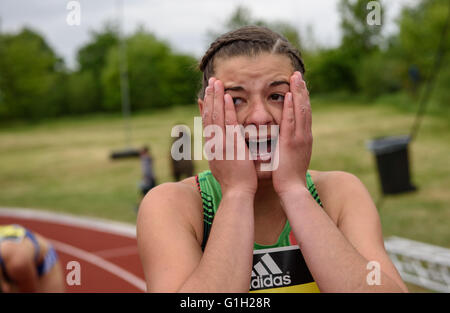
[{"left": 198, "top": 98, "right": 204, "bottom": 116}]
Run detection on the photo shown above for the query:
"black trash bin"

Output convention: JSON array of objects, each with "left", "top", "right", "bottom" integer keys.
[
  {"left": 110, "top": 148, "right": 141, "bottom": 160},
  {"left": 367, "top": 135, "right": 416, "bottom": 195}
]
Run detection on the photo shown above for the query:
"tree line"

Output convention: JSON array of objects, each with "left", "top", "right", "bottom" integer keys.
[{"left": 0, "top": 0, "right": 448, "bottom": 122}]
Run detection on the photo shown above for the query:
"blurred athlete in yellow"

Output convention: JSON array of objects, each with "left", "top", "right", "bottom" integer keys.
[{"left": 0, "top": 224, "right": 65, "bottom": 292}]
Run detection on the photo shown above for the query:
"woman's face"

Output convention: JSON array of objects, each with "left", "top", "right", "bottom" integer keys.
[
  {"left": 201, "top": 52, "right": 294, "bottom": 180},
  {"left": 213, "top": 52, "right": 293, "bottom": 127}
]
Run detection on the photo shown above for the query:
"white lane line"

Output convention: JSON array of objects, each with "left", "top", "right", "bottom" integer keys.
[
  {"left": 94, "top": 245, "right": 139, "bottom": 259},
  {"left": 50, "top": 239, "right": 146, "bottom": 292},
  {"left": 0, "top": 208, "right": 136, "bottom": 238}
]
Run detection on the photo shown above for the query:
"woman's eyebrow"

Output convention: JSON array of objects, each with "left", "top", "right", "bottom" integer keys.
[
  {"left": 224, "top": 86, "right": 245, "bottom": 92},
  {"left": 269, "top": 80, "right": 290, "bottom": 87},
  {"left": 224, "top": 81, "right": 289, "bottom": 92}
]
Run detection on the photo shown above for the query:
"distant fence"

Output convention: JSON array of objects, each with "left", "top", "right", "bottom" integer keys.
[{"left": 384, "top": 236, "right": 450, "bottom": 292}]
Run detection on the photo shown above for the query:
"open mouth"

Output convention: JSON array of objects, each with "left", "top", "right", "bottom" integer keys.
[{"left": 245, "top": 136, "right": 278, "bottom": 161}]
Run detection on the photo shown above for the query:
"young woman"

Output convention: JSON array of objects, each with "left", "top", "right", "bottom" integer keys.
[
  {"left": 137, "top": 26, "right": 408, "bottom": 293},
  {"left": 0, "top": 224, "right": 65, "bottom": 292}
]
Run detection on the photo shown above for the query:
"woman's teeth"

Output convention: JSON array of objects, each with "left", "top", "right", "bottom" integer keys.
[{"left": 246, "top": 138, "right": 276, "bottom": 160}]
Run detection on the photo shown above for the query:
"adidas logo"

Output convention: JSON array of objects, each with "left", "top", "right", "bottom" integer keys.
[{"left": 251, "top": 253, "right": 291, "bottom": 289}]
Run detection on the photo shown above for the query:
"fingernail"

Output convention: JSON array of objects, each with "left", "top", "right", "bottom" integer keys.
[
  {"left": 214, "top": 80, "right": 221, "bottom": 91},
  {"left": 293, "top": 74, "right": 300, "bottom": 86},
  {"left": 208, "top": 77, "right": 215, "bottom": 86}
]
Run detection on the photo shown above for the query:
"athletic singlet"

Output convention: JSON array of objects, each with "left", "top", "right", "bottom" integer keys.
[
  {"left": 196, "top": 170, "right": 323, "bottom": 293},
  {"left": 0, "top": 224, "right": 58, "bottom": 282}
]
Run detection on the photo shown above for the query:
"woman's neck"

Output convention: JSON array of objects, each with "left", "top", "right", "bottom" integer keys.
[
  {"left": 254, "top": 179, "right": 286, "bottom": 221},
  {"left": 253, "top": 178, "right": 287, "bottom": 245},
  {"left": 254, "top": 179, "right": 279, "bottom": 214}
]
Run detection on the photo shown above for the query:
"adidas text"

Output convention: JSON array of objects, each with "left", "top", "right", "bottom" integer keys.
[
  {"left": 251, "top": 274, "right": 291, "bottom": 289},
  {"left": 251, "top": 253, "right": 292, "bottom": 289}
]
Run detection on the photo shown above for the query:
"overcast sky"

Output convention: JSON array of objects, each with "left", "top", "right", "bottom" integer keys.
[{"left": 0, "top": 0, "right": 416, "bottom": 69}]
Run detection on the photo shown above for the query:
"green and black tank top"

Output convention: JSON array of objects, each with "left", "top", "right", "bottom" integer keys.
[{"left": 195, "top": 170, "right": 324, "bottom": 293}]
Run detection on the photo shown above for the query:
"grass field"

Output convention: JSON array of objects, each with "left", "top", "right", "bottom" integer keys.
[{"left": 0, "top": 100, "right": 449, "bottom": 292}]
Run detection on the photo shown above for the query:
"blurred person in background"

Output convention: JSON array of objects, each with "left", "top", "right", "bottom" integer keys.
[
  {"left": 170, "top": 125, "right": 194, "bottom": 182},
  {"left": 0, "top": 224, "right": 65, "bottom": 292},
  {"left": 139, "top": 146, "right": 157, "bottom": 198}
]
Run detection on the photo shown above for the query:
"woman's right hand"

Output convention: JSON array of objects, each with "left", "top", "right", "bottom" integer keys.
[{"left": 202, "top": 78, "right": 258, "bottom": 196}]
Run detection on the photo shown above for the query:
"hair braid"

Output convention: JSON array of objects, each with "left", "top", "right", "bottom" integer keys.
[
  {"left": 199, "top": 34, "right": 274, "bottom": 72},
  {"left": 197, "top": 26, "right": 305, "bottom": 99}
]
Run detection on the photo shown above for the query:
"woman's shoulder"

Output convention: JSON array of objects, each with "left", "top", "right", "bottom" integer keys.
[
  {"left": 143, "top": 176, "right": 199, "bottom": 196},
  {"left": 308, "top": 170, "right": 369, "bottom": 222},
  {"left": 138, "top": 177, "right": 204, "bottom": 242},
  {"left": 308, "top": 169, "right": 361, "bottom": 186},
  {"left": 140, "top": 176, "right": 202, "bottom": 211}
]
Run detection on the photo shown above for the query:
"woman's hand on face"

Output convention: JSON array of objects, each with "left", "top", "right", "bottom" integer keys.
[
  {"left": 272, "top": 72, "right": 313, "bottom": 197},
  {"left": 203, "top": 78, "right": 258, "bottom": 196}
]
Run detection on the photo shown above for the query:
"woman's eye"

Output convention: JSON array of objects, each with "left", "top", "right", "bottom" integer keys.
[
  {"left": 232, "top": 97, "right": 244, "bottom": 106},
  {"left": 270, "top": 94, "right": 285, "bottom": 102}
]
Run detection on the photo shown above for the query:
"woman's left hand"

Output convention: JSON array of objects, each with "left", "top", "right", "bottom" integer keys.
[{"left": 272, "top": 71, "right": 313, "bottom": 197}]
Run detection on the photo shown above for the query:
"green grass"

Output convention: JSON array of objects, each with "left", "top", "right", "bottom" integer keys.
[
  {"left": 311, "top": 99, "right": 450, "bottom": 246},
  {"left": 0, "top": 100, "right": 449, "bottom": 292},
  {"left": 0, "top": 105, "right": 208, "bottom": 223}
]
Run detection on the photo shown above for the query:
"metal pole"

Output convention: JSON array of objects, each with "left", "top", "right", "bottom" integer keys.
[
  {"left": 410, "top": 1, "right": 450, "bottom": 140},
  {"left": 118, "top": 0, "right": 132, "bottom": 148}
]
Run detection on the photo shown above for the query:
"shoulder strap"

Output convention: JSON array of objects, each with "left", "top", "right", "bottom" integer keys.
[
  {"left": 197, "top": 175, "right": 214, "bottom": 251},
  {"left": 306, "top": 172, "right": 323, "bottom": 208}
]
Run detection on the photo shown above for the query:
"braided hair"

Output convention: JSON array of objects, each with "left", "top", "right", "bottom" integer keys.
[{"left": 198, "top": 25, "right": 305, "bottom": 99}]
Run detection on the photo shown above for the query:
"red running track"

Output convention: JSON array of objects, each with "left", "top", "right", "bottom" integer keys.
[{"left": 0, "top": 208, "right": 146, "bottom": 293}]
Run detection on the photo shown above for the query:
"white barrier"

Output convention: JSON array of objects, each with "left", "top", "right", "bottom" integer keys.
[{"left": 384, "top": 236, "right": 450, "bottom": 293}]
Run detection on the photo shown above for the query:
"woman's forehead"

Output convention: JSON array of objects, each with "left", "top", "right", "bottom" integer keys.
[{"left": 214, "top": 53, "right": 293, "bottom": 88}]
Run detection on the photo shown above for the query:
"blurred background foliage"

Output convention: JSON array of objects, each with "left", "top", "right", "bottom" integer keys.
[{"left": 0, "top": 0, "right": 449, "bottom": 122}]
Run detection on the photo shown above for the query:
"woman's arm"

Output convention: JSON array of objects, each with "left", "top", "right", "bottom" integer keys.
[
  {"left": 178, "top": 188, "right": 255, "bottom": 292},
  {"left": 138, "top": 79, "right": 257, "bottom": 293},
  {"left": 272, "top": 71, "right": 407, "bottom": 292},
  {"left": 137, "top": 182, "right": 255, "bottom": 293},
  {"left": 280, "top": 175, "right": 408, "bottom": 292}
]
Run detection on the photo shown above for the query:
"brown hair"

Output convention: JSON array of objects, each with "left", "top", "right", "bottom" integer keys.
[{"left": 198, "top": 25, "right": 305, "bottom": 99}]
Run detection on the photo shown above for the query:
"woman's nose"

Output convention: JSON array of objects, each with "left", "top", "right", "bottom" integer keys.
[{"left": 244, "top": 98, "right": 273, "bottom": 126}]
